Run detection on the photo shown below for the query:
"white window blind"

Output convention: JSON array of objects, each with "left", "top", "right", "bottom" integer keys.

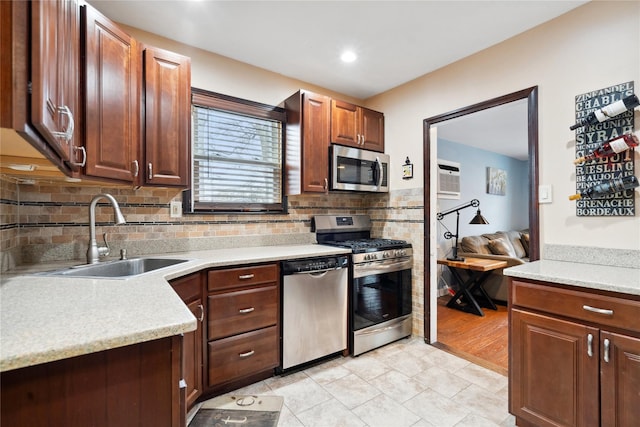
[{"left": 188, "top": 90, "right": 286, "bottom": 213}]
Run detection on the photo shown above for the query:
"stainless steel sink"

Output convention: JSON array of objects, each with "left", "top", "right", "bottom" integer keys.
[{"left": 38, "top": 258, "right": 190, "bottom": 279}]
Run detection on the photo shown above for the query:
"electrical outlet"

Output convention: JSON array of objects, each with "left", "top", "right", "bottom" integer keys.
[{"left": 170, "top": 201, "right": 182, "bottom": 218}]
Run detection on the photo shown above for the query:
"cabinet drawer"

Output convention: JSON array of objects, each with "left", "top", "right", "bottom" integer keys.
[
  {"left": 207, "top": 285, "right": 278, "bottom": 340},
  {"left": 208, "top": 264, "right": 278, "bottom": 292},
  {"left": 512, "top": 280, "right": 640, "bottom": 333},
  {"left": 208, "top": 326, "right": 279, "bottom": 387},
  {"left": 170, "top": 273, "right": 201, "bottom": 301}
]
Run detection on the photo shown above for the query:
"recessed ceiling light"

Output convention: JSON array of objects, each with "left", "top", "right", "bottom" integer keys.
[{"left": 341, "top": 50, "right": 357, "bottom": 63}]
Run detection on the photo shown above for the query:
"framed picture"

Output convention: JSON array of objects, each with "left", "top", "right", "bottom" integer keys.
[
  {"left": 487, "top": 167, "right": 507, "bottom": 196},
  {"left": 402, "top": 162, "right": 413, "bottom": 179}
]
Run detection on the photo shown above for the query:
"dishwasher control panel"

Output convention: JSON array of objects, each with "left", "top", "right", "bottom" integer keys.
[{"left": 281, "top": 255, "right": 349, "bottom": 274}]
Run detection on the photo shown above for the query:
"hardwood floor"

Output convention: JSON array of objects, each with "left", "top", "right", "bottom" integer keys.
[{"left": 435, "top": 296, "right": 509, "bottom": 376}]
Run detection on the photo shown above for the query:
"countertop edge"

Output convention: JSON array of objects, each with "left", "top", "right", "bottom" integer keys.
[
  {"left": 0, "top": 244, "right": 351, "bottom": 372},
  {"left": 504, "top": 260, "right": 640, "bottom": 296}
]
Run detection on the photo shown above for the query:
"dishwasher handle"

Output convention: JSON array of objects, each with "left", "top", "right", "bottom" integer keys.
[{"left": 287, "top": 267, "right": 342, "bottom": 276}]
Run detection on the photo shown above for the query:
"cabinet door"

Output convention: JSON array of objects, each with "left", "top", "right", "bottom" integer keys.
[
  {"left": 184, "top": 299, "right": 204, "bottom": 409},
  {"left": 143, "top": 46, "right": 191, "bottom": 187},
  {"left": 170, "top": 273, "right": 204, "bottom": 410},
  {"left": 31, "top": 0, "right": 79, "bottom": 164},
  {"left": 361, "top": 107, "right": 384, "bottom": 152},
  {"left": 330, "top": 99, "right": 359, "bottom": 147},
  {"left": 83, "top": 5, "right": 140, "bottom": 182},
  {"left": 302, "top": 92, "right": 331, "bottom": 193},
  {"left": 600, "top": 331, "right": 640, "bottom": 427},
  {"left": 511, "top": 308, "right": 599, "bottom": 427}
]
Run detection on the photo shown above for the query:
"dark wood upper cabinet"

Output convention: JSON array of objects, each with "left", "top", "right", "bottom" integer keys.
[
  {"left": 284, "top": 90, "right": 331, "bottom": 194},
  {"left": 31, "top": 0, "right": 81, "bottom": 166},
  {"left": 1, "top": 0, "right": 82, "bottom": 175},
  {"left": 82, "top": 4, "right": 141, "bottom": 183},
  {"left": 331, "top": 99, "right": 384, "bottom": 152},
  {"left": 143, "top": 46, "right": 191, "bottom": 187}
]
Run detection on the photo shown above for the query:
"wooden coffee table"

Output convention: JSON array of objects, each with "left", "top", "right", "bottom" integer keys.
[{"left": 437, "top": 257, "right": 508, "bottom": 316}]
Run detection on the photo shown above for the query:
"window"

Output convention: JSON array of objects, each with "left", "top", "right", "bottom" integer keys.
[{"left": 185, "top": 89, "right": 286, "bottom": 213}]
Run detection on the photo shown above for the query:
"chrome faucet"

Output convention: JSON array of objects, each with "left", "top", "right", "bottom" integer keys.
[{"left": 87, "top": 193, "right": 126, "bottom": 264}]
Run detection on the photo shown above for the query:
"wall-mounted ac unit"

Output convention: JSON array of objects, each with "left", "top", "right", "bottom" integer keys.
[{"left": 437, "top": 159, "right": 460, "bottom": 199}]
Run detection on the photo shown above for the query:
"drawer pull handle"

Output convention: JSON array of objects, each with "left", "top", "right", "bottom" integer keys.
[
  {"left": 198, "top": 304, "right": 204, "bottom": 322},
  {"left": 239, "top": 350, "right": 255, "bottom": 358},
  {"left": 603, "top": 338, "right": 610, "bottom": 363},
  {"left": 238, "top": 307, "right": 255, "bottom": 314},
  {"left": 582, "top": 305, "right": 614, "bottom": 316},
  {"left": 238, "top": 274, "right": 254, "bottom": 280},
  {"left": 587, "top": 333, "right": 593, "bottom": 357}
]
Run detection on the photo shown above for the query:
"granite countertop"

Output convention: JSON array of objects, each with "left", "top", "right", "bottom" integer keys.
[
  {"left": 504, "top": 260, "right": 640, "bottom": 296},
  {"left": 0, "top": 244, "right": 351, "bottom": 372}
]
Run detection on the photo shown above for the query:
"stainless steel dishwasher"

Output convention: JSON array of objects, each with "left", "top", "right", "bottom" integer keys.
[{"left": 281, "top": 255, "right": 349, "bottom": 370}]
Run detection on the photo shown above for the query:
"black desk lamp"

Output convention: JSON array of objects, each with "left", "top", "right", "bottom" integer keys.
[{"left": 436, "top": 199, "right": 489, "bottom": 261}]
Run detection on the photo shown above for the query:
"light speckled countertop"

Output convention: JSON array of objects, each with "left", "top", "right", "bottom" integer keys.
[
  {"left": 0, "top": 244, "right": 350, "bottom": 372},
  {"left": 504, "top": 260, "right": 640, "bottom": 296}
]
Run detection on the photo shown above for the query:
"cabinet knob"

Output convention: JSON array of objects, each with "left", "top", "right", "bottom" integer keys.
[
  {"left": 148, "top": 163, "right": 153, "bottom": 180},
  {"left": 132, "top": 160, "right": 139, "bottom": 177},
  {"left": 197, "top": 304, "right": 204, "bottom": 322},
  {"left": 603, "top": 338, "right": 610, "bottom": 363},
  {"left": 587, "top": 333, "right": 593, "bottom": 357}
]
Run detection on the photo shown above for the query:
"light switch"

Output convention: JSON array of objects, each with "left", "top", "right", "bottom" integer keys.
[{"left": 539, "top": 185, "right": 552, "bottom": 204}]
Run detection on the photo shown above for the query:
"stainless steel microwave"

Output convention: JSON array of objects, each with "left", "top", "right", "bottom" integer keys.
[{"left": 330, "top": 145, "right": 389, "bottom": 193}]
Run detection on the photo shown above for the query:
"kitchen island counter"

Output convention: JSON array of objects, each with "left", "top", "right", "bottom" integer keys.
[{"left": 0, "top": 244, "right": 350, "bottom": 372}]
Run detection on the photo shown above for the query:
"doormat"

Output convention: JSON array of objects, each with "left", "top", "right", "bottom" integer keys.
[{"left": 188, "top": 395, "right": 283, "bottom": 427}]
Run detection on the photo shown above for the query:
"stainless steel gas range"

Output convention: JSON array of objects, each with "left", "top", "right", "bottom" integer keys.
[{"left": 313, "top": 215, "right": 413, "bottom": 356}]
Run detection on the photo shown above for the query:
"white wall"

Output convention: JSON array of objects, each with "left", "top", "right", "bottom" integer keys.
[{"left": 367, "top": 1, "right": 640, "bottom": 252}]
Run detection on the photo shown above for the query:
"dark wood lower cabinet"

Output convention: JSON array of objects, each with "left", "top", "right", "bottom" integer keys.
[
  {"left": 509, "top": 278, "right": 640, "bottom": 427},
  {"left": 0, "top": 336, "right": 184, "bottom": 427},
  {"left": 511, "top": 308, "right": 599, "bottom": 426}
]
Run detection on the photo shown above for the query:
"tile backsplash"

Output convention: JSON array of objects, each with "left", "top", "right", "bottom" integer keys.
[{"left": 0, "top": 176, "right": 425, "bottom": 337}]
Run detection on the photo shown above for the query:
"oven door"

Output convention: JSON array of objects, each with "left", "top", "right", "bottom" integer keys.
[{"left": 352, "top": 257, "right": 412, "bottom": 331}]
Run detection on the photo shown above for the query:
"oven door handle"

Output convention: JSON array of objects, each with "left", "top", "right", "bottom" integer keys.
[{"left": 353, "top": 257, "right": 412, "bottom": 278}]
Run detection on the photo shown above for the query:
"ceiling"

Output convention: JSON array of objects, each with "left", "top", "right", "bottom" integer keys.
[
  {"left": 437, "top": 98, "right": 529, "bottom": 160},
  {"left": 87, "top": 0, "right": 588, "bottom": 160}
]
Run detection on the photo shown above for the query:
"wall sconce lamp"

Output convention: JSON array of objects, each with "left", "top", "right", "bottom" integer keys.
[{"left": 436, "top": 199, "right": 489, "bottom": 261}]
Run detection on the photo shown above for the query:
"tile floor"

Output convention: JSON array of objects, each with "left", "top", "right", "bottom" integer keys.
[{"left": 205, "top": 337, "right": 516, "bottom": 427}]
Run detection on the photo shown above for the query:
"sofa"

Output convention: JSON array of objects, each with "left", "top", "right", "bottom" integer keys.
[{"left": 456, "top": 229, "right": 530, "bottom": 302}]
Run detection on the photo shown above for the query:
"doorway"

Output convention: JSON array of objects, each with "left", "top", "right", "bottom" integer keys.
[{"left": 422, "top": 87, "right": 541, "bottom": 359}]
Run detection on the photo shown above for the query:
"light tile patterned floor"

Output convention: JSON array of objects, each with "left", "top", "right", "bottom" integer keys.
[{"left": 222, "top": 337, "right": 516, "bottom": 427}]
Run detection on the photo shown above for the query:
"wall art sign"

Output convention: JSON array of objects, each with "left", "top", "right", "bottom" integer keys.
[
  {"left": 486, "top": 167, "right": 507, "bottom": 196},
  {"left": 574, "top": 81, "right": 636, "bottom": 216}
]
